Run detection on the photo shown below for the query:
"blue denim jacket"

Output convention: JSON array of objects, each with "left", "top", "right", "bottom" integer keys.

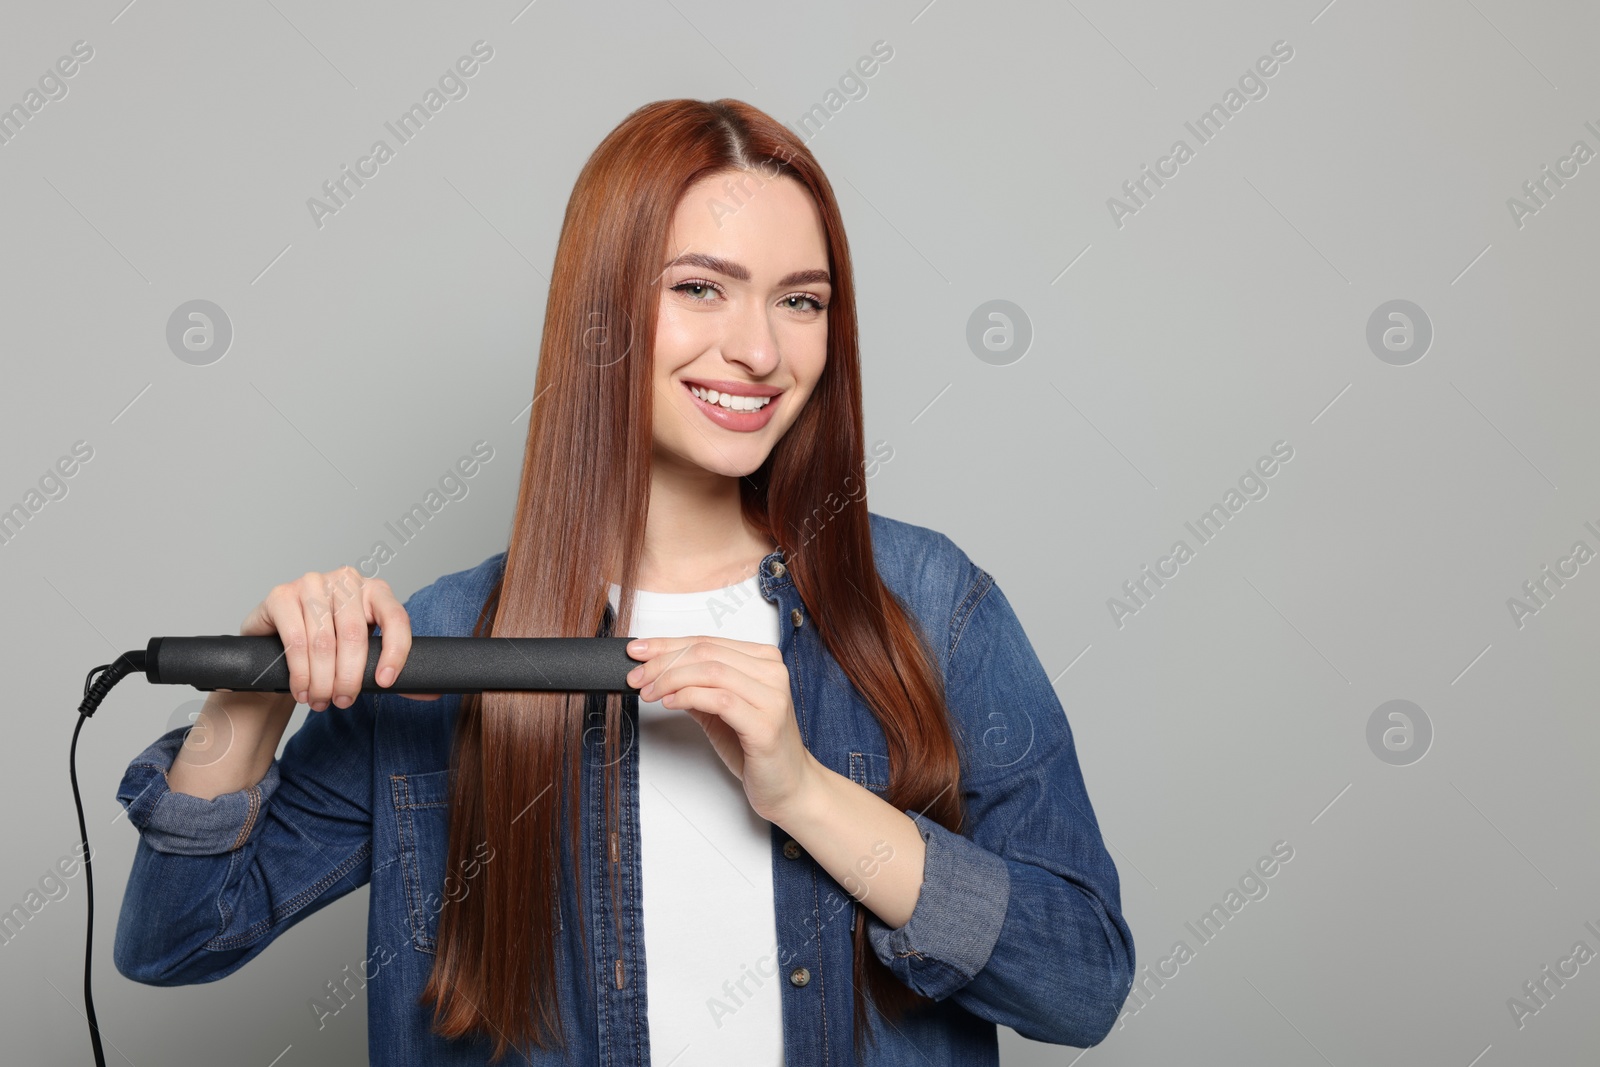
[{"left": 114, "top": 511, "right": 1135, "bottom": 1065}]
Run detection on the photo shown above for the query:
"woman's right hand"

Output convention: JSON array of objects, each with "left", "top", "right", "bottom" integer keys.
[
  {"left": 168, "top": 565, "right": 435, "bottom": 799},
  {"left": 239, "top": 566, "right": 440, "bottom": 710}
]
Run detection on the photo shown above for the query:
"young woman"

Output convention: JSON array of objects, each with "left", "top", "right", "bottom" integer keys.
[{"left": 113, "top": 99, "right": 1135, "bottom": 1065}]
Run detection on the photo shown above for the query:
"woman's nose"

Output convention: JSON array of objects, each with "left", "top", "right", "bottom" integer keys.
[{"left": 719, "top": 301, "right": 781, "bottom": 376}]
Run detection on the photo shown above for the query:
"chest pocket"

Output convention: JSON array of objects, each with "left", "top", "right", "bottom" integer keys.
[
  {"left": 390, "top": 768, "right": 458, "bottom": 955},
  {"left": 848, "top": 751, "right": 891, "bottom": 795}
]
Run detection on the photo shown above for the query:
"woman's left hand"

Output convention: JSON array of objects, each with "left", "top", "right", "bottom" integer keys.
[{"left": 625, "top": 636, "right": 820, "bottom": 824}]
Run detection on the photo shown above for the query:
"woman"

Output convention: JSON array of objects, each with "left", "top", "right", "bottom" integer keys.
[{"left": 113, "top": 98, "right": 1135, "bottom": 1065}]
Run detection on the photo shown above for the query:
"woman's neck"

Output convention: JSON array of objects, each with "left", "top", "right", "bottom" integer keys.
[{"left": 625, "top": 460, "right": 775, "bottom": 594}]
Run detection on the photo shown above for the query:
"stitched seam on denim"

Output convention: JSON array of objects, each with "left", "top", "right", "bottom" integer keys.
[
  {"left": 216, "top": 847, "right": 242, "bottom": 939},
  {"left": 948, "top": 566, "right": 995, "bottom": 662},
  {"left": 909, "top": 956, "right": 966, "bottom": 996},
  {"left": 204, "top": 839, "right": 372, "bottom": 950},
  {"left": 790, "top": 630, "right": 809, "bottom": 757},
  {"left": 391, "top": 774, "right": 433, "bottom": 953},
  {"left": 848, "top": 752, "right": 888, "bottom": 793},
  {"left": 237, "top": 786, "right": 262, "bottom": 850},
  {"left": 392, "top": 773, "right": 411, "bottom": 875},
  {"left": 393, "top": 783, "right": 448, "bottom": 811},
  {"left": 625, "top": 737, "right": 643, "bottom": 1061},
  {"left": 591, "top": 709, "right": 614, "bottom": 1066},
  {"left": 790, "top": 629, "right": 827, "bottom": 1066},
  {"left": 230, "top": 784, "right": 262, "bottom": 851},
  {"left": 808, "top": 866, "right": 830, "bottom": 1065}
]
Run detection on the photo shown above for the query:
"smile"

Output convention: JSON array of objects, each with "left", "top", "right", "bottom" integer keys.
[
  {"left": 682, "top": 380, "right": 781, "bottom": 432},
  {"left": 688, "top": 384, "right": 773, "bottom": 411}
]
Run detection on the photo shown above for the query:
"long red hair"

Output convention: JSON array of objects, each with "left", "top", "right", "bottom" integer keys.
[{"left": 421, "top": 98, "right": 966, "bottom": 1061}]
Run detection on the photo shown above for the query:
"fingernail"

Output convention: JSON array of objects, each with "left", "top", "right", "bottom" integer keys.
[
  {"left": 627, "top": 666, "right": 642, "bottom": 683},
  {"left": 296, "top": 690, "right": 308, "bottom": 704},
  {"left": 627, "top": 640, "right": 646, "bottom": 654},
  {"left": 377, "top": 666, "right": 395, "bottom": 687}
]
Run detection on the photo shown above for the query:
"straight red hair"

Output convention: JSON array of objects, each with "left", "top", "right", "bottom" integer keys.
[{"left": 421, "top": 98, "right": 966, "bottom": 1062}]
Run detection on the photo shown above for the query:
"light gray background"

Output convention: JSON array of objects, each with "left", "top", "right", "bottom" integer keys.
[{"left": 3, "top": 0, "right": 1598, "bottom": 1063}]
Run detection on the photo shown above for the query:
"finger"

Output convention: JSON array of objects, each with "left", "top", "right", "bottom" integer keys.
[
  {"left": 298, "top": 572, "right": 338, "bottom": 709},
  {"left": 329, "top": 567, "right": 369, "bottom": 708},
  {"left": 660, "top": 685, "right": 755, "bottom": 735},
  {"left": 626, "top": 640, "right": 697, "bottom": 691},
  {"left": 646, "top": 658, "right": 768, "bottom": 718},
  {"left": 351, "top": 580, "right": 441, "bottom": 699},
  {"left": 635, "top": 641, "right": 783, "bottom": 694},
  {"left": 256, "top": 583, "right": 312, "bottom": 706},
  {"left": 363, "top": 578, "right": 410, "bottom": 689}
]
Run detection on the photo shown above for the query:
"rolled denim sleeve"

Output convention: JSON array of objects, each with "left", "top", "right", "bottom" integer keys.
[
  {"left": 116, "top": 725, "right": 281, "bottom": 855},
  {"left": 865, "top": 807, "right": 1010, "bottom": 996},
  {"left": 864, "top": 561, "right": 1137, "bottom": 1048}
]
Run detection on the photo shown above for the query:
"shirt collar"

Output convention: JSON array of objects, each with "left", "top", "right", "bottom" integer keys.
[{"left": 757, "top": 545, "right": 793, "bottom": 598}]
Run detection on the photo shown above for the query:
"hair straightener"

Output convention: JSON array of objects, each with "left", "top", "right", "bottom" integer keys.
[{"left": 70, "top": 635, "right": 641, "bottom": 1067}]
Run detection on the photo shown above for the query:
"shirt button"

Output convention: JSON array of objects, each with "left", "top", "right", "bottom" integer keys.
[
  {"left": 783, "top": 839, "right": 801, "bottom": 859},
  {"left": 789, "top": 966, "right": 810, "bottom": 987},
  {"left": 768, "top": 559, "right": 786, "bottom": 578},
  {"left": 790, "top": 607, "right": 804, "bottom": 628}
]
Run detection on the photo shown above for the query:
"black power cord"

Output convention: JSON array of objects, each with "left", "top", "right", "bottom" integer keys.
[{"left": 73, "top": 650, "right": 145, "bottom": 1067}]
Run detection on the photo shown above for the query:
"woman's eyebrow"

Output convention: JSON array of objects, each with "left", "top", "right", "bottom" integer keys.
[{"left": 662, "top": 251, "right": 830, "bottom": 288}]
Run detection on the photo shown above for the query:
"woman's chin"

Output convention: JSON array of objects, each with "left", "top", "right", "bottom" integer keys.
[{"left": 654, "top": 442, "right": 771, "bottom": 480}]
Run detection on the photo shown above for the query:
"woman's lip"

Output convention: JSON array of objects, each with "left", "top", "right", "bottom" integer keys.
[
  {"left": 683, "top": 380, "right": 779, "bottom": 432},
  {"left": 681, "top": 378, "right": 785, "bottom": 398}
]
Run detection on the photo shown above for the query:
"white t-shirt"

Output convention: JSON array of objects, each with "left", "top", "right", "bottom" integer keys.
[{"left": 606, "top": 575, "right": 785, "bottom": 1066}]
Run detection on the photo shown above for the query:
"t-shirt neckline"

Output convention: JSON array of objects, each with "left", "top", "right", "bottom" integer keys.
[{"left": 605, "top": 575, "right": 761, "bottom": 611}]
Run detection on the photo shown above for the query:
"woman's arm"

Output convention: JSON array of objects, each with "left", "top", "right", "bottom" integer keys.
[
  {"left": 113, "top": 677, "right": 380, "bottom": 985},
  {"left": 164, "top": 690, "right": 297, "bottom": 800},
  {"left": 114, "top": 569, "right": 435, "bottom": 985},
  {"left": 804, "top": 563, "right": 1136, "bottom": 1048},
  {"left": 770, "top": 756, "right": 927, "bottom": 929}
]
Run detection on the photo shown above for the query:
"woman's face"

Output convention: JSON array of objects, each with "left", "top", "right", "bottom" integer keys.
[{"left": 651, "top": 168, "right": 831, "bottom": 479}]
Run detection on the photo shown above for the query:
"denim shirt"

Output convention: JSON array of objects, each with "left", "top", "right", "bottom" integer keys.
[{"left": 114, "top": 511, "right": 1136, "bottom": 1065}]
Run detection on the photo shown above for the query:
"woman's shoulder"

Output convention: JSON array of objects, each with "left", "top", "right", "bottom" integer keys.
[
  {"left": 391, "top": 551, "right": 507, "bottom": 638},
  {"left": 867, "top": 510, "right": 995, "bottom": 655},
  {"left": 867, "top": 509, "right": 985, "bottom": 581}
]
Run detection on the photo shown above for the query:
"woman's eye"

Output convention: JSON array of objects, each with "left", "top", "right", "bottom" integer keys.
[
  {"left": 784, "top": 294, "right": 827, "bottom": 313},
  {"left": 673, "top": 281, "right": 719, "bottom": 301}
]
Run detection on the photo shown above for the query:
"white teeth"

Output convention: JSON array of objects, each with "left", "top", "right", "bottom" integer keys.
[{"left": 689, "top": 385, "right": 773, "bottom": 412}]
